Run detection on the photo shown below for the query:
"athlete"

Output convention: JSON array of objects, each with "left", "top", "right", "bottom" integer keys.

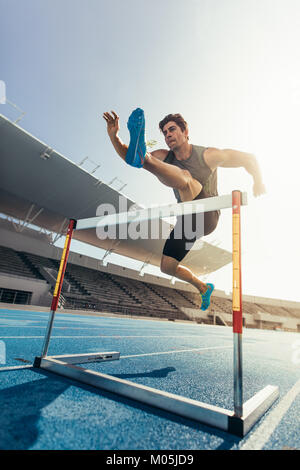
[{"left": 103, "top": 108, "right": 266, "bottom": 310}]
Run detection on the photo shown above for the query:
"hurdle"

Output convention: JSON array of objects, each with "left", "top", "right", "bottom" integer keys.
[{"left": 34, "top": 190, "right": 279, "bottom": 437}]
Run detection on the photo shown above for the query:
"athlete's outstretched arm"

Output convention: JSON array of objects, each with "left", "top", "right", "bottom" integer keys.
[
  {"left": 204, "top": 147, "right": 266, "bottom": 197},
  {"left": 103, "top": 111, "right": 127, "bottom": 161}
]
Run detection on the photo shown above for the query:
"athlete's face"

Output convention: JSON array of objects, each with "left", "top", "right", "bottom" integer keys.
[{"left": 162, "top": 121, "right": 188, "bottom": 150}]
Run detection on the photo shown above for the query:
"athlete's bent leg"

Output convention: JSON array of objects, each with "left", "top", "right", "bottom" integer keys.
[
  {"left": 160, "top": 209, "right": 220, "bottom": 295},
  {"left": 160, "top": 255, "right": 208, "bottom": 294},
  {"left": 144, "top": 154, "right": 202, "bottom": 201}
]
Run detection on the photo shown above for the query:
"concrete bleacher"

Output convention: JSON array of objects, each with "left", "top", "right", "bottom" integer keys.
[
  {"left": 5, "top": 251, "right": 182, "bottom": 319},
  {"left": 0, "top": 245, "right": 41, "bottom": 281},
  {"left": 1, "top": 243, "right": 300, "bottom": 331},
  {"left": 63, "top": 264, "right": 190, "bottom": 320},
  {"left": 65, "top": 264, "right": 137, "bottom": 311}
]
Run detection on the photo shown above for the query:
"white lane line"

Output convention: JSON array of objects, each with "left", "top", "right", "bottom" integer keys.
[
  {"left": 0, "top": 346, "right": 231, "bottom": 371},
  {"left": 121, "top": 345, "right": 232, "bottom": 359},
  {"left": 0, "top": 334, "right": 232, "bottom": 339},
  {"left": 0, "top": 325, "right": 123, "bottom": 328},
  {"left": 240, "top": 378, "right": 300, "bottom": 450}
]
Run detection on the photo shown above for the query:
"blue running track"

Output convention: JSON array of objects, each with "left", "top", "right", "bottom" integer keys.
[{"left": 0, "top": 308, "right": 299, "bottom": 450}]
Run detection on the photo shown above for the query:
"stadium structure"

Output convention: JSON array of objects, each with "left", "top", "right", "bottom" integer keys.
[{"left": 1, "top": 113, "right": 300, "bottom": 332}]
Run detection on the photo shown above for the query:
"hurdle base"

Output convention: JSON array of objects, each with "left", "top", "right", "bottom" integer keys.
[
  {"left": 33, "top": 351, "right": 120, "bottom": 368},
  {"left": 229, "top": 384, "right": 279, "bottom": 436},
  {"left": 34, "top": 353, "right": 279, "bottom": 437}
]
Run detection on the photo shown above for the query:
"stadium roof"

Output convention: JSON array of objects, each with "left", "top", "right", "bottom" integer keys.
[{"left": 0, "top": 113, "right": 231, "bottom": 275}]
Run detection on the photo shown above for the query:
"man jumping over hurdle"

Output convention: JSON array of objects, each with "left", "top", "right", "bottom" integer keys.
[{"left": 103, "top": 108, "right": 266, "bottom": 310}]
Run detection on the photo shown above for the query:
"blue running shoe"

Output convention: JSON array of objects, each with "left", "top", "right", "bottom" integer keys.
[
  {"left": 126, "top": 108, "right": 147, "bottom": 168},
  {"left": 200, "top": 283, "right": 215, "bottom": 311}
]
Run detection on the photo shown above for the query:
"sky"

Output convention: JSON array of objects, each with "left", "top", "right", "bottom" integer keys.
[{"left": 1, "top": 0, "right": 300, "bottom": 302}]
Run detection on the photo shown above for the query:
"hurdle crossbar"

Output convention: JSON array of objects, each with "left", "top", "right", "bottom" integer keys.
[
  {"left": 34, "top": 190, "right": 279, "bottom": 437},
  {"left": 75, "top": 192, "right": 248, "bottom": 230}
]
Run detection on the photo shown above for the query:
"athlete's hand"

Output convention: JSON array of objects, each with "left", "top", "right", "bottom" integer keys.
[
  {"left": 253, "top": 179, "right": 266, "bottom": 197},
  {"left": 103, "top": 111, "right": 120, "bottom": 138}
]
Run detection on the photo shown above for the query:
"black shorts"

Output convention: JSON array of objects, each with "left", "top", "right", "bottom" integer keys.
[{"left": 162, "top": 193, "right": 220, "bottom": 262}]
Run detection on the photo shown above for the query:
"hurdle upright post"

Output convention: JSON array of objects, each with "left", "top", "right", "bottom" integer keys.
[
  {"left": 40, "top": 219, "right": 76, "bottom": 358},
  {"left": 232, "top": 190, "right": 243, "bottom": 417}
]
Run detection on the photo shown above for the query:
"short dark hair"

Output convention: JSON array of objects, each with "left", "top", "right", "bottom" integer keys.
[{"left": 159, "top": 113, "right": 188, "bottom": 133}]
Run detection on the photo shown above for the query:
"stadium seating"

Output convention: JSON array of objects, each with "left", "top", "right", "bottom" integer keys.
[
  {"left": 0, "top": 246, "right": 40, "bottom": 280},
  {"left": 0, "top": 245, "right": 300, "bottom": 330}
]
